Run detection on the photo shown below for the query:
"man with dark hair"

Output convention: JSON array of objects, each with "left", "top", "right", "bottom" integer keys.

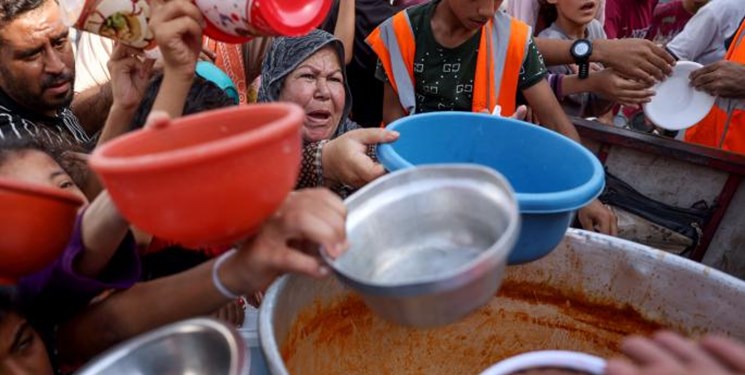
[{"left": 0, "top": 0, "right": 90, "bottom": 147}]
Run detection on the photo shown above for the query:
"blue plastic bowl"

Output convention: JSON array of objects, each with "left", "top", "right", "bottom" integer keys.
[{"left": 377, "top": 112, "right": 605, "bottom": 264}]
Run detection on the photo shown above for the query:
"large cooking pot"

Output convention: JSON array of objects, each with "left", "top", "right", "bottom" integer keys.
[{"left": 259, "top": 229, "right": 745, "bottom": 375}]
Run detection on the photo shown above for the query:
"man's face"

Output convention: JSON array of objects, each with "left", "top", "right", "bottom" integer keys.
[
  {"left": 0, "top": 312, "right": 54, "bottom": 375},
  {"left": 0, "top": 0, "right": 75, "bottom": 116}
]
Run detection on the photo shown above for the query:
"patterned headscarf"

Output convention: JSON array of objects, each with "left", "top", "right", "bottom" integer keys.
[{"left": 258, "top": 29, "right": 358, "bottom": 140}]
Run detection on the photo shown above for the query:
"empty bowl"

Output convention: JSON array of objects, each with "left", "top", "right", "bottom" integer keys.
[
  {"left": 377, "top": 112, "right": 604, "bottom": 264},
  {"left": 479, "top": 350, "right": 606, "bottom": 375},
  {"left": 76, "top": 318, "right": 249, "bottom": 375},
  {"left": 644, "top": 61, "right": 716, "bottom": 131},
  {"left": 324, "top": 165, "right": 520, "bottom": 328},
  {"left": 0, "top": 178, "right": 83, "bottom": 285},
  {"left": 89, "top": 103, "right": 303, "bottom": 248}
]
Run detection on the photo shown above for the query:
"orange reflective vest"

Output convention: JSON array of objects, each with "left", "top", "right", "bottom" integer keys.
[
  {"left": 366, "top": 9, "right": 531, "bottom": 118},
  {"left": 685, "top": 20, "right": 745, "bottom": 154}
]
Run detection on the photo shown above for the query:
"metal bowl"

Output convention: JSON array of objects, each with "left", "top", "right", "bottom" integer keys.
[
  {"left": 323, "top": 164, "right": 520, "bottom": 327},
  {"left": 76, "top": 318, "right": 249, "bottom": 375}
]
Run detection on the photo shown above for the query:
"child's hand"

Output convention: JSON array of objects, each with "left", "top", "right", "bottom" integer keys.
[
  {"left": 322, "top": 128, "right": 400, "bottom": 188},
  {"left": 591, "top": 68, "right": 655, "bottom": 108},
  {"left": 229, "top": 189, "right": 348, "bottom": 293},
  {"left": 606, "top": 332, "right": 745, "bottom": 375},
  {"left": 108, "top": 44, "right": 155, "bottom": 112},
  {"left": 578, "top": 199, "right": 618, "bottom": 236},
  {"left": 149, "top": 0, "right": 205, "bottom": 79},
  {"left": 211, "top": 299, "right": 246, "bottom": 328}
]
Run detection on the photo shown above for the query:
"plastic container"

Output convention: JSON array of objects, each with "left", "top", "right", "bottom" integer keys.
[
  {"left": 376, "top": 112, "right": 605, "bottom": 264},
  {"left": 59, "top": 0, "right": 333, "bottom": 47},
  {"left": 0, "top": 178, "right": 83, "bottom": 284},
  {"left": 479, "top": 351, "right": 606, "bottom": 375},
  {"left": 89, "top": 103, "right": 303, "bottom": 248},
  {"left": 198, "top": 0, "right": 333, "bottom": 44},
  {"left": 196, "top": 61, "right": 240, "bottom": 104}
]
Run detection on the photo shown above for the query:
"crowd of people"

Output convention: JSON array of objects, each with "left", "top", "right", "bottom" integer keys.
[{"left": 0, "top": 0, "right": 743, "bottom": 374}]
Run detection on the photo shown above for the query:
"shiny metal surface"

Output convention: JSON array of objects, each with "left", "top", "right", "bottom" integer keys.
[
  {"left": 76, "top": 318, "right": 249, "bottom": 375},
  {"left": 260, "top": 229, "right": 745, "bottom": 375},
  {"left": 323, "top": 165, "right": 520, "bottom": 327}
]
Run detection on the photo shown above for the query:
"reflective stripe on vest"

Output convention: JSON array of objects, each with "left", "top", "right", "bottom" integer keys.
[
  {"left": 367, "top": 10, "right": 531, "bottom": 117},
  {"left": 685, "top": 19, "right": 745, "bottom": 153}
]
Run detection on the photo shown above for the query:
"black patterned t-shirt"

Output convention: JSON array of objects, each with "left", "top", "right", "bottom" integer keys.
[{"left": 375, "top": 1, "right": 547, "bottom": 113}]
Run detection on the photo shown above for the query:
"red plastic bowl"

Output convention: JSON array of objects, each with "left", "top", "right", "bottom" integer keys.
[
  {"left": 202, "top": 0, "right": 333, "bottom": 43},
  {"left": 89, "top": 103, "right": 303, "bottom": 248},
  {"left": 0, "top": 178, "right": 83, "bottom": 285}
]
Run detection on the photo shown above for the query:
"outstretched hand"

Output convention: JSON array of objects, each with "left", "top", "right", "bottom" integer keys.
[
  {"left": 322, "top": 128, "right": 400, "bottom": 188},
  {"left": 149, "top": 0, "right": 205, "bottom": 79},
  {"left": 595, "top": 39, "right": 676, "bottom": 85},
  {"left": 108, "top": 44, "right": 155, "bottom": 112},
  {"left": 606, "top": 332, "right": 745, "bottom": 375},
  {"left": 592, "top": 68, "right": 655, "bottom": 107},
  {"left": 578, "top": 199, "right": 618, "bottom": 236},
  {"left": 231, "top": 189, "right": 348, "bottom": 292},
  {"left": 690, "top": 61, "right": 745, "bottom": 98}
]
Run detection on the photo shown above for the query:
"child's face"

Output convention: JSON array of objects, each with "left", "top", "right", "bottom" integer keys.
[
  {"left": 0, "top": 150, "right": 88, "bottom": 205},
  {"left": 0, "top": 313, "right": 54, "bottom": 375},
  {"left": 446, "top": 0, "right": 503, "bottom": 31},
  {"left": 549, "top": 0, "right": 599, "bottom": 27}
]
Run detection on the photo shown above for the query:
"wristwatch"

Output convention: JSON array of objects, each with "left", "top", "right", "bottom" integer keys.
[{"left": 570, "top": 39, "right": 593, "bottom": 79}]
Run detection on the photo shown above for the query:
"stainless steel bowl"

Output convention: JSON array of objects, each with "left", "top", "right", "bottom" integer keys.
[
  {"left": 324, "top": 164, "right": 520, "bottom": 327},
  {"left": 76, "top": 318, "right": 249, "bottom": 375}
]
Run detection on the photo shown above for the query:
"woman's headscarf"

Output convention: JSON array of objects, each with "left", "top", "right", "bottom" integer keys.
[{"left": 258, "top": 29, "right": 358, "bottom": 140}]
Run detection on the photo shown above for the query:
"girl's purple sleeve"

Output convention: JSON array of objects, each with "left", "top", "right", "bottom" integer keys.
[{"left": 16, "top": 213, "right": 141, "bottom": 319}]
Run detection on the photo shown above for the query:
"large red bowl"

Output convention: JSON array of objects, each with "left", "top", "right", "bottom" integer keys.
[
  {"left": 0, "top": 178, "right": 83, "bottom": 285},
  {"left": 89, "top": 103, "right": 303, "bottom": 248}
]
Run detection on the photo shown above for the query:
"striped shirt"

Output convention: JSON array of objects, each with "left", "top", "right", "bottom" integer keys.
[{"left": 0, "top": 90, "right": 92, "bottom": 149}]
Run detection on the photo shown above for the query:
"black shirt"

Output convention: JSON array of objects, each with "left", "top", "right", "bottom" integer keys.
[
  {"left": 0, "top": 89, "right": 91, "bottom": 148},
  {"left": 321, "top": 0, "right": 414, "bottom": 127}
]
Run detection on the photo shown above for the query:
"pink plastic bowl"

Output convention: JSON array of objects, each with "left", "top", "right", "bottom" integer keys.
[{"left": 89, "top": 103, "right": 304, "bottom": 248}]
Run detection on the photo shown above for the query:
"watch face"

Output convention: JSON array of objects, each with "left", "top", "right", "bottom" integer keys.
[{"left": 573, "top": 42, "right": 590, "bottom": 56}]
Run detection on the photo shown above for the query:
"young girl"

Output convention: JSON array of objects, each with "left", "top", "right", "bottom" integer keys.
[
  {"left": 0, "top": 137, "right": 140, "bottom": 373},
  {"left": 538, "top": 0, "right": 615, "bottom": 120}
]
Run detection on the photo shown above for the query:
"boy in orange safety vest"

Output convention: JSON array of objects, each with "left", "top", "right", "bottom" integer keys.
[
  {"left": 685, "top": 18, "right": 745, "bottom": 154},
  {"left": 367, "top": 0, "right": 617, "bottom": 235}
]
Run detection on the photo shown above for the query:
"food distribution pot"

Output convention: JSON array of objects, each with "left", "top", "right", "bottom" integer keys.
[{"left": 260, "top": 229, "right": 745, "bottom": 375}]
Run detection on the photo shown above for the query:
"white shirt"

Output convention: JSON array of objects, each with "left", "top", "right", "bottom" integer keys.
[
  {"left": 667, "top": 0, "right": 745, "bottom": 64},
  {"left": 74, "top": 32, "right": 114, "bottom": 93}
]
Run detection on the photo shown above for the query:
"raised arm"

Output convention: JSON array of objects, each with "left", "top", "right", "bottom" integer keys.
[
  {"left": 334, "top": 0, "right": 355, "bottom": 65},
  {"left": 58, "top": 188, "right": 348, "bottom": 363},
  {"left": 77, "top": 191, "right": 130, "bottom": 278},
  {"left": 149, "top": 0, "right": 204, "bottom": 118},
  {"left": 96, "top": 45, "right": 154, "bottom": 147},
  {"left": 535, "top": 38, "right": 676, "bottom": 84}
]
